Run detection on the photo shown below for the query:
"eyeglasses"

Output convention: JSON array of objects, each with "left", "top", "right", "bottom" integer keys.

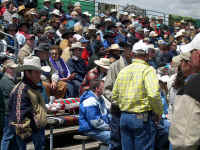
[{"left": 51, "top": 52, "right": 59, "bottom": 55}]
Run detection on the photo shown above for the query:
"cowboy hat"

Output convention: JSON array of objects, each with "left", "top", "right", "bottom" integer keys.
[
  {"left": 62, "top": 29, "right": 75, "bottom": 38},
  {"left": 50, "top": 9, "right": 62, "bottom": 17},
  {"left": 44, "top": 26, "right": 55, "bottom": 34},
  {"left": 34, "top": 43, "right": 50, "bottom": 53},
  {"left": 70, "top": 42, "right": 83, "bottom": 50},
  {"left": 83, "top": 11, "right": 91, "bottom": 17},
  {"left": 18, "top": 5, "right": 25, "bottom": 13},
  {"left": 54, "top": 0, "right": 61, "bottom": 3},
  {"left": 74, "top": 2, "right": 81, "bottom": 7},
  {"left": 3, "top": 59, "right": 18, "bottom": 69},
  {"left": 94, "top": 58, "right": 111, "bottom": 70},
  {"left": 107, "top": 44, "right": 123, "bottom": 51},
  {"left": 88, "top": 24, "right": 96, "bottom": 30},
  {"left": 44, "top": 0, "right": 50, "bottom": 3},
  {"left": 22, "top": 56, "right": 43, "bottom": 71}
]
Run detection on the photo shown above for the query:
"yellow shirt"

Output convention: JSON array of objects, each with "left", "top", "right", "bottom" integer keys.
[{"left": 112, "top": 59, "right": 163, "bottom": 116}]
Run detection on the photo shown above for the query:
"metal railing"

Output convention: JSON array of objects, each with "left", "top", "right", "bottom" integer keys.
[{"left": 0, "top": 31, "right": 19, "bottom": 62}]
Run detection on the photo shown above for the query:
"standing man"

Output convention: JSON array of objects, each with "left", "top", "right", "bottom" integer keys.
[
  {"left": 0, "top": 59, "right": 18, "bottom": 150},
  {"left": 103, "top": 42, "right": 133, "bottom": 150},
  {"left": 8, "top": 56, "right": 47, "bottom": 150},
  {"left": 112, "top": 47, "right": 163, "bottom": 150},
  {"left": 169, "top": 33, "right": 200, "bottom": 150}
]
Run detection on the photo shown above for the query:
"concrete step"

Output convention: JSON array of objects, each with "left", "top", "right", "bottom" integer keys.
[
  {"left": 54, "top": 141, "right": 101, "bottom": 150},
  {"left": 27, "top": 141, "right": 101, "bottom": 150}
]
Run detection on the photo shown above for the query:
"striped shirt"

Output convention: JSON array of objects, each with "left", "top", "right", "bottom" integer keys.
[{"left": 112, "top": 59, "right": 163, "bottom": 116}]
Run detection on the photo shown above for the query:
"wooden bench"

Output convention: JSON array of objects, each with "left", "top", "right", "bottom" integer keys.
[{"left": 73, "top": 135, "right": 91, "bottom": 150}]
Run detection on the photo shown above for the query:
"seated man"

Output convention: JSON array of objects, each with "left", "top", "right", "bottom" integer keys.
[
  {"left": 79, "top": 80, "right": 111, "bottom": 145},
  {"left": 67, "top": 42, "right": 88, "bottom": 97}
]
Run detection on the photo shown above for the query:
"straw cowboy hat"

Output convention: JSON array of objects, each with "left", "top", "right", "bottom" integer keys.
[
  {"left": 3, "top": 59, "right": 18, "bottom": 71},
  {"left": 22, "top": 56, "right": 43, "bottom": 71},
  {"left": 107, "top": 44, "right": 123, "bottom": 52},
  {"left": 18, "top": 5, "right": 25, "bottom": 13},
  {"left": 172, "top": 51, "right": 191, "bottom": 67},
  {"left": 94, "top": 58, "right": 111, "bottom": 70}
]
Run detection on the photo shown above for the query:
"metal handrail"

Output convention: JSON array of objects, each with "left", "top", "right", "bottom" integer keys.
[{"left": 0, "top": 30, "right": 19, "bottom": 56}]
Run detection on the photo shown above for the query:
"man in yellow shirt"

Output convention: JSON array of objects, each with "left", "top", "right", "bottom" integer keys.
[{"left": 112, "top": 47, "right": 163, "bottom": 150}]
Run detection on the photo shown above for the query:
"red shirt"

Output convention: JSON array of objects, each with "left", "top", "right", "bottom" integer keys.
[
  {"left": 0, "top": 7, "right": 6, "bottom": 16},
  {"left": 81, "top": 48, "right": 89, "bottom": 66}
]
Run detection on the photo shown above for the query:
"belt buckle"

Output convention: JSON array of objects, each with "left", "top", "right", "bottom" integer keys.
[
  {"left": 136, "top": 113, "right": 148, "bottom": 122},
  {"left": 136, "top": 114, "right": 144, "bottom": 120}
]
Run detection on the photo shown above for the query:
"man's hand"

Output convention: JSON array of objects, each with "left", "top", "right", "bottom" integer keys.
[
  {"left": 152, "top": 114, "right": 162, "bottom": 125},
  {"left": 51, "top": 81, "right": 57, "bottom": 90},
  {"left": 68, "top": 73, "right": 76, "bottom": 80}
]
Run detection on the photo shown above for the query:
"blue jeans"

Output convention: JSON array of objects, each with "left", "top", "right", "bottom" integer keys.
[
  {"left": 110, "top": 112, "right": 121, "bottom": 150},
  {"left": 155, "top": 119, "right": 170, "bottom": 150},
  {"left": 67, "top": 80, "right": 81, "bottom": 97},
  {"left": 1, "top": 116, "right": 17, "bottom": 150},
  {"left": 120, "top": 112, "right": 155, "bottom": 150},
  {"left": 16, "top": 129, "right": 45, "bottom": 150},
  {"left": 84, "top": 130, "right": 111, "bottom": 145}
]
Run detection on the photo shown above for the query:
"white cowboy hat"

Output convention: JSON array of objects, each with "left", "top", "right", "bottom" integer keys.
[
  {"left": 105, "top": 18, "right": 112, "bottom": 22},
  {"left": 22, "top": 56, "right": 43, "bottom": 71},
  {"left": 130, "top": 13, "right": 136, "bottom": 17},
  {"left": 88, "top": 24, "right": 96, "bottom": 30},
  {"left": 74, "top": 2, "right": 81, "bottom": 7},
  {"left": 51, "top": 9, "right": 62, "bottom": 17},
  {"left": 83, "top": 11, "right": 91, "bottom": 17},
  {"left": 94, "top": 58, "right": 111, "bottom": 70},
  {"left": 175, "top": 29, "right": 185, "bottom": 38},
  {"left": 44, "top": 0, "right": 50, "bottom": 2},
  {"left": 54, "top": 0, "right": 61, "bottom": 3},
  {"left": 70, "top": 42, "right": 84, "bottom": 50}
]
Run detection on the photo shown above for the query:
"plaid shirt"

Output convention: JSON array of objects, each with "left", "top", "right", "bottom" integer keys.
[
  {"left": 112, "top": 59, "right": 163, "bottom": 116},
  {"left": 80, "top": 67, "right": 99, "bottom": 95}
]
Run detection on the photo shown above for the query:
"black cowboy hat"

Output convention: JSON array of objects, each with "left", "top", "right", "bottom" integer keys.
[{"left": 62, "top": 29, "right": 75, "bottom": 39}]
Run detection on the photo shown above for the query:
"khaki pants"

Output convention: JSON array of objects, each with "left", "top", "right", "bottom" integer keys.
[{"left": 42, "top": 81, "right": 67, "bottom": 99}]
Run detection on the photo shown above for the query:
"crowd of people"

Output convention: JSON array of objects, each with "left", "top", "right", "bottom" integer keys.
[{"left": 0, "top": 0, "right": 200, "bottom": 150}]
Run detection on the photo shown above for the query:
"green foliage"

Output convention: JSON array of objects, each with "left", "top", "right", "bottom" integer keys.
[
  {"left": 169, "top": 14, "right": 197, "bottom": 26},
  {"left": 38, "top": 0, "right": 95, "bottom": 16}
]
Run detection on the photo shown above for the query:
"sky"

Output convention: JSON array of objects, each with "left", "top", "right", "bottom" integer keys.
[{"left": 98, "top": 0, "right": 200, "bottom": 18}]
